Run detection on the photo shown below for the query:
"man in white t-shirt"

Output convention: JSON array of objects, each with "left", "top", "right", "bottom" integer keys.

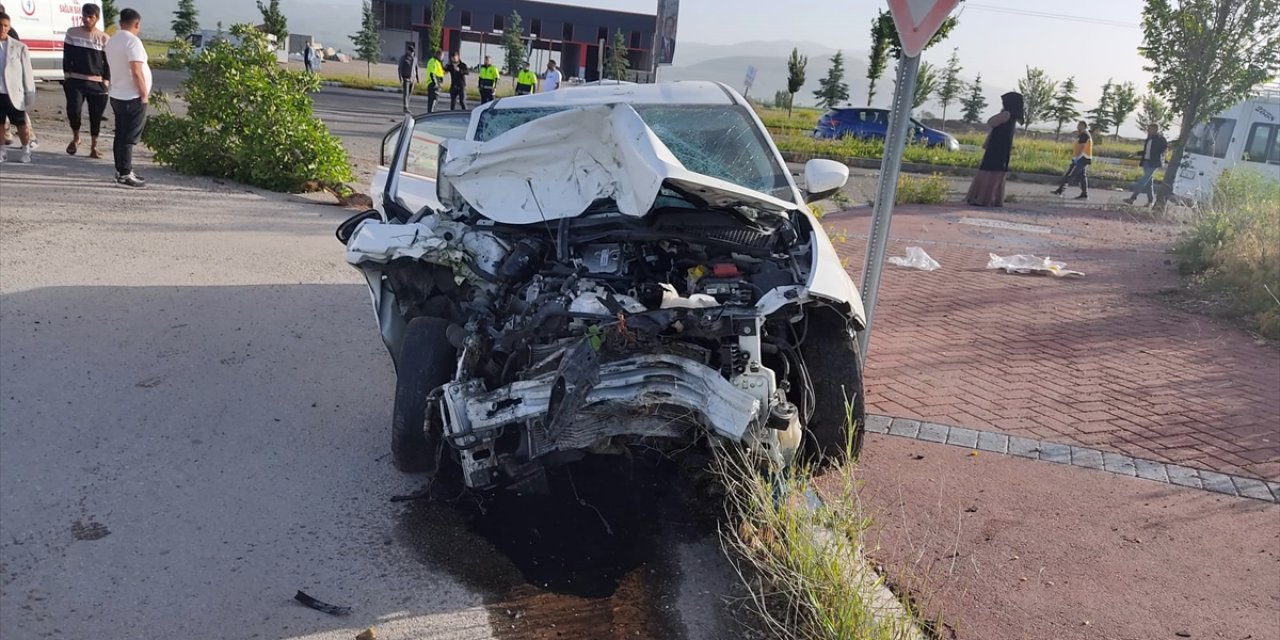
[
  {"left": 543, "top": 60, "right": 562, "bottom": 92},
  {"left": 104, "top": 8, "right": 151, "bottom": 187}
]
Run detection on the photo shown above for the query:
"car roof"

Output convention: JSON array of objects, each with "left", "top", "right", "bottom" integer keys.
[
  {"left": 828, "top": 106, "right": 885, "bottom": 111},
  {"left": 488, "top": 81, "right": 740, "bottom": 110}
]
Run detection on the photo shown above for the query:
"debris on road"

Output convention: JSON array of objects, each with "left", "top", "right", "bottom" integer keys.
[
  {"left": 355, "top": 628, "right": 377, "bottom": 640},
  {"left": 888, "top": 246, "right": 941, "bottom": 271},
  {"left": 986, "top": 253, "right": 1084, "bottom": 278},
  {"left": 294, "top": 590, "right": 352, "bottom": 616}
]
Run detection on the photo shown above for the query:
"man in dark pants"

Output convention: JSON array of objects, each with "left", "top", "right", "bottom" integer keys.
[
  {"left": 425, "top": 50, "right": 444, "bottom": 113},
  {"left": 63, "top": 2, "right": 110, "bottom": 158},
  {"left": 476, "top": 55, "right": 498, "bottom": 104},
  {"left": 397, "top": 43, "right": 419, "bottom": 113},
  {"left": 1124, "top": 124, "right": 1169, "bottom": 206},
  {"left": 104, "top": 8, "right": 150, "bottom": 187},
  {"left": 446, "top": 52, "right": 468, "bottom": 110}
]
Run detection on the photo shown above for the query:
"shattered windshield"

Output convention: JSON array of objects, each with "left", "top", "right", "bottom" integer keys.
[{"left": 474, "top": 104, "right": 793, "bottom": 199}]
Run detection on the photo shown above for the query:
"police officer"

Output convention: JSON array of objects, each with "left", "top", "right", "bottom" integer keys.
[
  {"left": 477, "top": 55, "right": 499, "bottom": 104},
  {"left": 515, "top": 62, "right": 537, "bottom": 96},
  {"left": 425, "top": 49, "right": 445, "bottom": 113}
]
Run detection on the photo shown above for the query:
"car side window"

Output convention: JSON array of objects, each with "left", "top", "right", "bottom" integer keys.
[
  {"left": 380, "top": 113, "right": 470, "bottom": 177},
  {"left": 1243, "top": 123, "right": 1276, "bottom": 164}
]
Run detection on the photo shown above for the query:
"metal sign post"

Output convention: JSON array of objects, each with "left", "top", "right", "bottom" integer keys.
[{"left": 857, "top": 54, "right": 920, "bottom": 362}]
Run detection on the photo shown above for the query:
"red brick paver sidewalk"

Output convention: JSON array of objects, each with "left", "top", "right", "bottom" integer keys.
[{"left": 825, "top": 204, "right": 1280, "bottom": 480}]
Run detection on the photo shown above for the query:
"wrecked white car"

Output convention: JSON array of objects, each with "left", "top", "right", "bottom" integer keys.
[{"left": 340, "top": 82, "right": 868, "bottom": 491}]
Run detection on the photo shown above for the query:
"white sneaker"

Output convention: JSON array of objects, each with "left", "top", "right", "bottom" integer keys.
[{"left": 19, "top": 146, "right": 31, "bottom": 163}]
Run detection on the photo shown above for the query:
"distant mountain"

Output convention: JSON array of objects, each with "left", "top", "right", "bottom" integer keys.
[{"left": 671, "top": 40, "right": 841, "bottom": 67}]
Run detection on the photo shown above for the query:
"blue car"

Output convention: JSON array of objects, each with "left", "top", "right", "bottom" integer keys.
[{"left": 813, "top": 107, "right": 960, "bottom": 150}]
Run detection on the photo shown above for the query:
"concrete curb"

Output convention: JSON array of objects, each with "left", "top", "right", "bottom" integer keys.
[{"left": 865, "top": 414, "right": 1279, "bottom": 503}]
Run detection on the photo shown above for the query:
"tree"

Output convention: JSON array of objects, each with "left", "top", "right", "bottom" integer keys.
[
  {"left": 786, "top": 47, "right": 807, "bottom": 117},
  {"left": 606, "top": 29, "right": 629, "bottom": 81},
  {"left": 1136, "top": 93, "right": 1175, "bottom": 132},
  {"left": 256, "top": 0, "right": 287, "bottom": 43},
  {"left": 773, "top": 90, "right": 789, "bottom": 109},
  {"left": 813, "top": 51, "right": 849, "bottom": 110},
  {"left": 1087, "top": 80, "right": 1116, "bottom": 136},
  {"left": 101, "top": 0, "right": 117, "bottom": 29},
  {"left": 502, "top": 11, "right": 524, "bottom": 87},
  {"left": 865, "top": 11, "right": 892, "bottom": 104},
  {"left": 1016, "top": 66, "right": 1055, "bottom": 132},
  {"left": 428, "top": 0, "right": 451, "bottom": 56},
  {"left": 350, "top": 0, "right": 381, "bottom": 77},
  {"left": 171, "top": 0, "right": 199, "bottom": 40},
  {"left": 936, "top": 48, "right": 963, "bottom": 129},
  {"left": 1048, "top": 76, "right": 1081, "bottom": 140},
  {"left": 911, "top": 61, "right": 938, "bottom": 110},
  {"left": 1107, "top": 81, "right": 1140, "bottom": 140},
  {"left": 961, "top": 74, "right": 988, "bottom": 124},
  {"left": 1140, "top": 0, "right": 1280, "bottom": 209}
]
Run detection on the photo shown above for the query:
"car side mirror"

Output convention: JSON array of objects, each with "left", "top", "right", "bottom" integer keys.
[{"left": 803, "top": 159, "right": 849, "bottom": 203}]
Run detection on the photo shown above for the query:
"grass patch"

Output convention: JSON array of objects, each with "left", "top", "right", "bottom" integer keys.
[
  {"left": 713, "top": 441, "right": 921, "bottom": 640},
  {"left": 896, "top": 173, "right": 948, "bottom": 205},
  {"left": 772, "top": 134, "right": 1152, "bottom": 182},
  {"left": 1174, "top": 170, "right": 1280, "bottom": 338}
]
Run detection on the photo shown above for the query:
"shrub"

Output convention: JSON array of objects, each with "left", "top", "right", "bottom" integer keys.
[
  {"left": 895, "top": 173, "right": 948, "bottom": 205},
  {"left": 1174, "top": 170, "right": 1280, "bottom": 337},
  {"left": 143, "top": 25, "right": 352, "bottom": 193}
]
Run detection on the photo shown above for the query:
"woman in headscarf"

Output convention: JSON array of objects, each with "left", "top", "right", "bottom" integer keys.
[{"left": 965, "top": 92, "right": 1024, "bottom": 207}]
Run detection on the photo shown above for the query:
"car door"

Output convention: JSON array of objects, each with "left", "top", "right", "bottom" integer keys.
[{"left": 372, "top": 112, "right": 472, "bottom": 218}]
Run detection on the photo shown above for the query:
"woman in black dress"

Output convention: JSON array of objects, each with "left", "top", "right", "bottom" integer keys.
[{"left": 965, "top": 92, "right": 1024, "bottom": 207}]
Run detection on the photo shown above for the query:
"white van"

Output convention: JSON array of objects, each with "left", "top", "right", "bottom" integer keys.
[
  {"left": 6, "top": 0, "right": 100, "bottom": 81},
  {"left": 1174, "top": 84, "right": 1280, "bottom": 201}
]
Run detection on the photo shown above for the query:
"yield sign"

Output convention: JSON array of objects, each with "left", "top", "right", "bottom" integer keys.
[{"left": 885, "top": 0, "right": 961, "bottom": 58}]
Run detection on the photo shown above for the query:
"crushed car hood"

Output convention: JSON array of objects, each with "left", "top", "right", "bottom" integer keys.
[{"left": 439, "top": 104, "right": 797, "bottom": 224}]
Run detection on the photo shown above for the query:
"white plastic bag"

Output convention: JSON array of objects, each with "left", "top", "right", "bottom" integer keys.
[
  {"left": 887, "top": 246, "right": 941, "bottom": 271},
  {"left": 986, "top": 253, "right": 1084, "bottom": 277}
]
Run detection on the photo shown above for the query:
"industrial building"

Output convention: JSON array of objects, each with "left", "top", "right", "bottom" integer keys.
[{"left": 372, "top": 0, "right": 660, "bottom": 82}]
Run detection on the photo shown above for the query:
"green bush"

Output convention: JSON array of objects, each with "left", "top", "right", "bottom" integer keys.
[
  {"left": 143, "top": 25, "right": 352, "bottom": 193},
  {"left": 895, "top": 173, "right": 948, "bottom": 204},
  {"left": 1175, "top": 170, "right": 1280, "bottom": 337}
]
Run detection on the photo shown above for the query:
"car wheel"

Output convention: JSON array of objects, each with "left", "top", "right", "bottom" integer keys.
[
  {"left": 391, "top": 316, "right": 456, "bottom": 473},
  {"left": 798, "top": 307, "right": 866, "bottom": 464}
]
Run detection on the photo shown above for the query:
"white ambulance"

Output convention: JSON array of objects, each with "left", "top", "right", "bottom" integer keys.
[
  {"left": 1174, "top": 83, "right": 1280, "bottom": 201},
  {"left": 5, "top": 0, "right": 101, "bottom": 81}
]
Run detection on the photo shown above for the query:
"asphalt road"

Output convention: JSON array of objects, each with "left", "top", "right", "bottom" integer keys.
[{"left": 0, "top": 86, "right": 742, "bottom": 639}]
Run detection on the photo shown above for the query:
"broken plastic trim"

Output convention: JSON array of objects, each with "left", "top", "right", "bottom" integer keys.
[{"left": 294, "top": 590, "right": 352, "bottom": 616}]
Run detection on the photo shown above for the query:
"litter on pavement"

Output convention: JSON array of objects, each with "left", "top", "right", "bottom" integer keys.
[
  {"left": 986, "top": 253, "right": 1084, "bottom": 277},
  {"left": 887, "top": 246, "right": 941, "bottom": 271},
  {"left": 294, "top": 590, "right": 352, "bottom": 616}
]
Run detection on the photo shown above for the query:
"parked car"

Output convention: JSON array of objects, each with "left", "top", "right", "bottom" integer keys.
[
  {"left": 1173, "top": 84, "right": 1280, "bottom": 202},
  {"left": 344, "top": 81, "right": 868, "bottom": 493},
  {"left": 813, "top": 107, "right": 959, "bottom": 150}
]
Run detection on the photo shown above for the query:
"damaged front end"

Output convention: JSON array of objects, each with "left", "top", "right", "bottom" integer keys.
[{"left": 346, "top": 102, "right": 862, "bottom": 491}]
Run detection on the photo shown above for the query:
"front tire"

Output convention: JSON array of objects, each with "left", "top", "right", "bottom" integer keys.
[
  {"left": 391, "top": 317, "right": 456, "bottom": 473},
  {"left": 798, "top": 307, "right": 866, "bottom": 464}
]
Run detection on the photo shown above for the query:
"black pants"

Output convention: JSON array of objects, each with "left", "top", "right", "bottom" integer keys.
[
  {"left": 65, "top": 79, "right": 109, "bottom": 137},
  {"left": 1057, "top": 159, "right": 1089, "bottom": 194},
  {"left": 426, "top": 81, "right": 439, "bottom": 113},
  {"left": 401, "top": 80, "right": 414, "bottom": 112},
  {"left": 450, "top": 87, "right": 466, "bottom": 110},
  {"left": 479, "top": 86, "right": 494, "bottom": 104},
  {"left": 110, "top": 97, "right": 148, "bottom": 176}
]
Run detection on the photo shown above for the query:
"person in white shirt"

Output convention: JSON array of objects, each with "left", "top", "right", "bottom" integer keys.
[
  {"left": 543, "top": 60, "right": 562, "bottom": 92},
  {"left": 104, "top": 8, "right": 152, "bottom": 187},
  {"left": 0, "top": 11, "right": 36, "bottom": 164}
]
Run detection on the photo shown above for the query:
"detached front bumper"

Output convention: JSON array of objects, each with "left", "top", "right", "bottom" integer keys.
[{"left": 441, "top": 354, "right": 763, "bottom": 488}]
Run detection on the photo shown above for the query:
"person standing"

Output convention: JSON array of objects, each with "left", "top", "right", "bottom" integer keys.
[
  {"left": 964, "top": 92, "right": 1024, "bottom": 207},
  {"left": 1052, "top": 121, "right": 1093, "bottom": 199},
  {"left": 515, "top": 62, "right": 537, "bottom": 95},
  {"left": 104, "top": 8, "right": 151, "bottom": 187},
  {"left": 397, "top": 43, "right": 419, "bottom": 113},
  {"left": 1124, "top": 124, "right": 1168, "bottom": 206},
  {"left": 542, "top": 60, "right": 561, "bottom": 92},
  {"left": 303, "top": 44, "right": 320, "bottom": 74},
  {"left": 0, "top": 11, "right": 35, "bottom": 164},
  {"left": 476, "top": 55, "right": 498, "bottom": 104},
  {"left": 445, "top": 52, "right": 468, "bottom": 110},
  {"left": 424, "top": 49, "right": 445, "bottom": 113},
  {"left": 63, "top": 3, "right": 110, "bottom": 158}
]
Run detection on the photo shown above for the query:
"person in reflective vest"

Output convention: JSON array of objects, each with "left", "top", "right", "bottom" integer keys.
[
  {"left": 425, "top": 50, "right": 445, "bottom": 113},
  {"left": 477, "top": 55, "right": 499, "bottom": 104},
  {"left": 515, "top": 62, "right": 537, "bottom": 96}
]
